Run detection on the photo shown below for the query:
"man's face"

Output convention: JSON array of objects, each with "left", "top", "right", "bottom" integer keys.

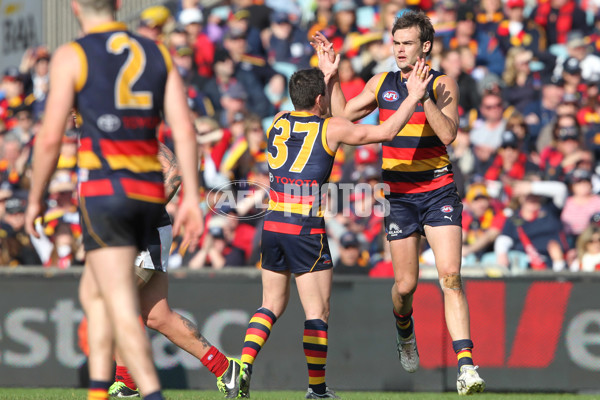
[{"left": 392, "top": 27, "right": 427, "bottom": 72}]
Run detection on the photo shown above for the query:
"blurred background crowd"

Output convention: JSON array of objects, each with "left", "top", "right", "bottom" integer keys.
[{"left": 2, "top": 0, "right": 600, "bottom": 276}]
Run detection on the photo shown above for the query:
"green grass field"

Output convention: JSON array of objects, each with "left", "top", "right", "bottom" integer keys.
[{"left": 0, "top": 389, "right": 599, "bottom": 400}]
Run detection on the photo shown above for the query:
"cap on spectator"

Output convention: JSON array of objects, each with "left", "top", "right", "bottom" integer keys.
[
  {"left": 4, "top": 191, "right": 27, "bottom": 214},
  {"left": 3, "top": 66, "right": 22, "bottom": 82},
  {"left": 361, "top": 165, "right": 380, "bottom": 181},
  {"left": 35, "top": 48, "right": 51, "bottom": 62},
  {"left": 557, "top": 126, "right": 579, "bottom": 141},
  {"left": 500, "top": 130, "right": 519, "bottom": 148},
  {"left": 355, "top": 146, "right": 377, "bottom": 165},
  {"left": 49, "top": 171, "right": 76, "bottom": 194},
  {"left": 563, "top": 57, "right": 581, "bottom": 75},
  {"left": 213, "top": 48, "right": 232, "bottom": 65},
  {"left": 567, "top": 168, "right": 593, "bottom": 184},
  {"left": 174, "top": 45, "right": 194, "bottom": 57},
  {"left": 140, "top": 5, "right": 170, "bottom": 28},
  {"left": 225, "top": 28, "right": 246, "bottom": 40},
  {"left": 567, "top": 31, "right": 588, "bottom": 49},
  {"left": 232, "top": 9, "right": 250, "bottom": 20},
  {"left": 179, "top": 8, "right": 203, "bottom": 25},
  {"left": 333, "top": 0, "right": 357, "bottom": 13},
  {"left": 340, "top": 231, "right": 360, "bottom": 248},
  {"left": 438, "top": 0, "right": 457, "bottom": 11},
  {"left": 465, "top": 183, "right": 489, "bottom": 202},
  {"left": 541, "top": 74, "right": 564, "bottom": 86},
  {"left": 506, "top": 0, "right": 525, "bottom": 8},
  {"left": 270, "top": 10, "right": 290, "bottom": 24},
  {"left": 456, "top": 5, "right": 475, "bottom": 22},
  {"left": 223, "top": 82, "right": 248, "bottom": 100}
]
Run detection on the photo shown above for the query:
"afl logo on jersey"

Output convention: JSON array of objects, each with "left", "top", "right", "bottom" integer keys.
[
  {"left": 97, "top": 114, "right": 121, "bottom": 132},
  {"left": 441, "top": 205, "right": 454, "bottom": 213},
  {"left": 382, "top": 90, "right": 399, "bottom": 102}
]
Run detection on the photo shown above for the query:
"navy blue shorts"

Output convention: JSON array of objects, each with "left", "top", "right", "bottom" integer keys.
[
  {"left": 80, "top": 195, "right": 164, "bottom": 252},
  {"left": 261, "top": 230, "right": 333, "bottom": 274},
  {"left": 384, "top": 184, "right": 463, "bottom": 241}
]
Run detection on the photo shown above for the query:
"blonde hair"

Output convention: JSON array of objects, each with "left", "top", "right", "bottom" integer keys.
[
  {"left": 576, "top": 225, "right": 600, "bottom": 262},
  {"left": 502, "top": 47, "right": 531, "bottom": 87}
]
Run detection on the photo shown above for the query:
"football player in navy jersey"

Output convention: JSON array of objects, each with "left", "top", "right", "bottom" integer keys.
[
  {"left": 313, "top": 9, "right": 485, "bottom": 395},
  {"left": 25, "top": 1, "right": 202, "bottom": 400},
  {"left": 237, "top": 54, "right": 432, "bottom": 399}
]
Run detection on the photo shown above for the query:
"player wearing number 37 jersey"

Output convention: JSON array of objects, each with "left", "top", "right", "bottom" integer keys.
[{"left": 237, "top": 57, "right": 432, "bottom": 399}]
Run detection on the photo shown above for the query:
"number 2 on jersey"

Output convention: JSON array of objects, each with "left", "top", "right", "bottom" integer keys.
[
  {"left": 268, "top": 119, "right": 320, "bottom": 173},
  {"left": 107, "top": 33, "right": 153, "bottom": 110}
]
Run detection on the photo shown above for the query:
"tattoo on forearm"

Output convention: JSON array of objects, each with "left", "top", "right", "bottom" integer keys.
[
  {"left": 158, "top": 142, "right": 182, "bottom": 202},
  {"left": 180, "top": 314, "right": 212, "bottom": 348}
]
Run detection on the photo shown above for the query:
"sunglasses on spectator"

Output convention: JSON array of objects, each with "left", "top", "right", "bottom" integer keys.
[{"left": 482, "top": 103, "right": 502, "bottom": 109}]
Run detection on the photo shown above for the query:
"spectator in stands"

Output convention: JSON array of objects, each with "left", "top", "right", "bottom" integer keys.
[
  {"left": 539, "top": 117, "right": 584, "bottom": 180},
  {"left": 0, "top": 133, "right": 29, "bottom": 190},
  {"left": 334, "top": 231, "right": 370, "bottom": 275},
  {"left": 470, "top": 91, "right": 507, "bottom": 151},
  {"left": 495, "top": 176, "right": 568, "bottom": 271},
  {"left": 178, "top": 7, "right": 215, "bottom": 82},
  {"left": 220, "top": 113, "right": 266, "bottom": 181},
  {"left": 570, "top": 218, "right": 600, "bottom": 271},
  {"left": 0, "top": 190, "right": 41, "bottom": 265},
  {"left": 484, "top": 130, "right": 540, "bottom": 203},
  {"left": 505, "top": 112, "right": 536, "bottom": 156},
  {"left": 194, "top": 116, "right": 230, "bottom": 191},
  {"left": 227, "top": 9, "right": 264, "bottom": 57},
  {"left": 496, "top": 0, "right": 546, "bottom": 55},
  {"left": 461, "top": 183, "right": 506, "bottom": 266},
  {"left": 222, "top": 27, "right": 286, "bottom": 110},
  {"left": 204, "top": 49, "right": 276, "bottom": 119},
  {"left": 531, "top": 0, "right": 589, "bottom": 46},
  {"left": 502, "top": 47, "right": 539, "bottom": 112},
  {"left": 560, "top": 57, "right": 584, "bottom": 100},
  {"left": 523, "top": 75, "right": 565, "bottom": 141},
  {"left": 18, "top": 46, "right": 50, "bottom": 120},
  {"left": 187, "top": 215, "right": 246, "bottom": 269},
  {"left": 339, "top": 56, "right": 366, "bottom": 101},
  {"left": 137, "top": 5, "right": 171, "bottom": 42},
  {"left": 264, "top": 10, "right": 313, "bottom": 70},
  {"left": 440, "top": 48, "right": 480, "bottom": 115},
  {"left": 476, "top": 0, "right": 504, "bottom": 36},
  {"left": 560, "top": 168, "right": 600, "bottom": 246},
  {"left": 0, "top": 67, "right": 26, "bottom": 128},
  {"left": 323, "top": 0, "right": 366, "bottom": 56}
]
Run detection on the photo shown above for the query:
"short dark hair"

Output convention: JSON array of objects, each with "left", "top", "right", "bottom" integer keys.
[
  {"left": 289, "top": 69, "right": 326, "bottom": 111},
  {"left": 391, "top": 10, "right": 435, "bottom": 57}
]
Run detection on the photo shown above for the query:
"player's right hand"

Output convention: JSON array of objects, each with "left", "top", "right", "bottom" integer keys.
[{"left": 172, "top": 197, "right": 203, "bottom": 252}]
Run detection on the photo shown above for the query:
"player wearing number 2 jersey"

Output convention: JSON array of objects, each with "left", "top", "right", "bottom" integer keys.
[
  {"left": 24, "top": 1, "right": 202, "bottom": 400},
  {"left": 238, "top": 59, "right": 432, "bottom": 399}
]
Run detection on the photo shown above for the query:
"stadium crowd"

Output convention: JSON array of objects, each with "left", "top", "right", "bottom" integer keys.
[{"left": 2, "top": 0, "right": 600, "bottom": 275}]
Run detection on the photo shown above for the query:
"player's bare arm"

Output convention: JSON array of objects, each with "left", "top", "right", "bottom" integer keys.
[
  {"left": 163, "top": 65, "right": 203, "bottom": 249},
  {"left": 423, "top": 75, "right": 460, "bottom": 145},
  {"left": 157, "top": 142, "right": 181, "bottom": 203},
  {"left": 26, "top": 44, "right": 78, "bottom": 238},
  {"left": 327, "top": 59, "right": 433, "bottom": 150},
  {"left": 313, "top": 32, "right": 378, "bottom": 121}
]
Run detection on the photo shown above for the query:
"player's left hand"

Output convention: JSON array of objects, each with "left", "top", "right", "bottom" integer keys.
[
  {"left": 25, "top": 199, "right": 45, "bottom": 238},
  {"left": 406, "top": 58, "right": 432, "bottom": 102}
]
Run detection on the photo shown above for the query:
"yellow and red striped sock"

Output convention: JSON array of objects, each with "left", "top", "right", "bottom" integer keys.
[
  {"left": 304, "top": 319, "right": 328, "bottom": 396},
  {"left": 241, "top": 307, "right": 277, "bottom": 369}
]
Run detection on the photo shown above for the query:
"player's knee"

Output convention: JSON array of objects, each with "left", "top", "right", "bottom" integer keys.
[
  {"left": 439, "top": 273, "right": 463, "bottom": 291},
  {"left": 393, "top": 278, "right": 417, "bottom": 299}
]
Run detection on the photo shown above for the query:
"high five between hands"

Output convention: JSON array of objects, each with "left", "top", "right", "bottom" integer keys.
[{"left": 311, "top": 31, "right": 432, "bottom": 103}]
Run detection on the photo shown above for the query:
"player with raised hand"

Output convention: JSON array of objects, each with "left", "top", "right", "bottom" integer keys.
[
  {"left": 237, "top": 48, "right": 431, "bottom": 399},
  {"left": 312, "top": 9, "right": 485, "bottom": 396}
]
